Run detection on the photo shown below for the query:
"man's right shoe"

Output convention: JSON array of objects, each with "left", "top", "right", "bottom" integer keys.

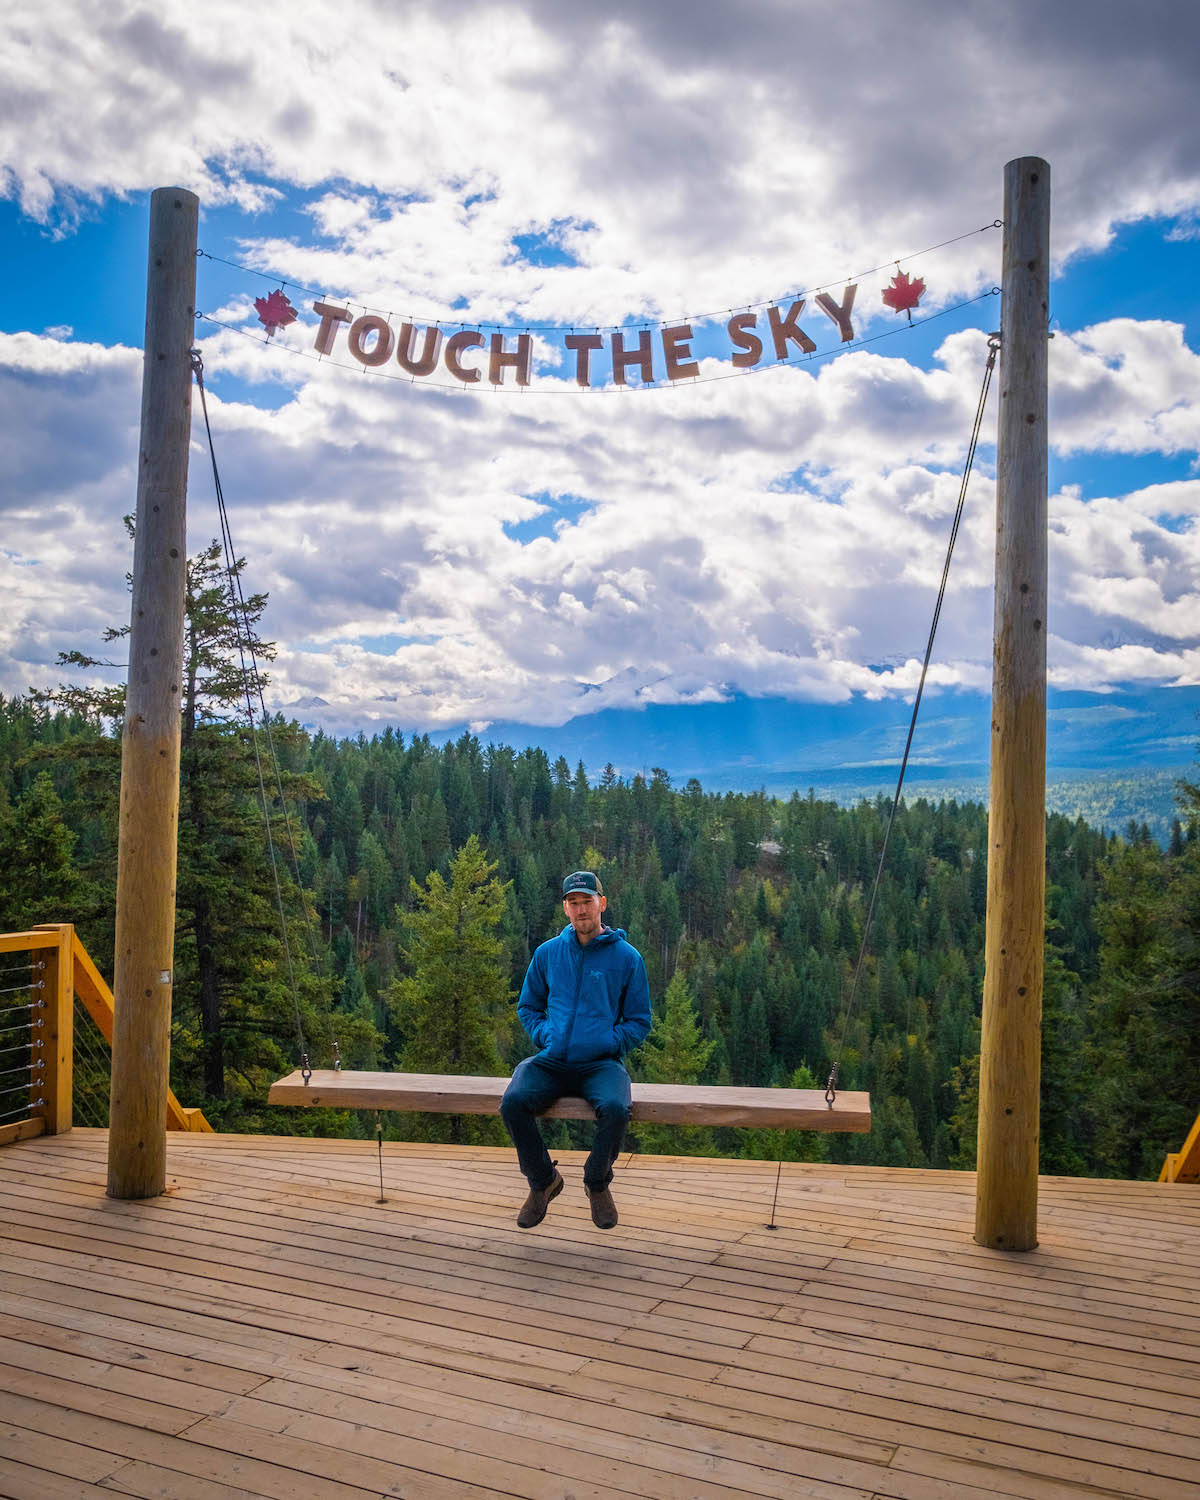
[
  {"left": 584, "top": 1182, "right": 619, "bottom": 1229},
  {"left": 517, "top": 1168, "right": 564, "bottom": 1228}
]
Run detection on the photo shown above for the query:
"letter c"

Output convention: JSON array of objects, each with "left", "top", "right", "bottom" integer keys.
[{"left": 445, "top": 330, "right": 485, "bottom": 383}]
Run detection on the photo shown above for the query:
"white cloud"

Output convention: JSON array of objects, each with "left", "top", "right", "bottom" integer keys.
[
  {"left": 3, "top": 1, "right": 1200, "bottom": 323},
  {"left": 1050, "top": 321, "right": 1200, "bottom": 456},
  {"left": 3, "top": 4, "right": 1200, "bottom": 734},
  {"left": 3, "top": 317, "right": 1198, "bottom": 730}
]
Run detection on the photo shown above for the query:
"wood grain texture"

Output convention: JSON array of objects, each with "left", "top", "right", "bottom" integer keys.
[
  {"left": 977, "top": 156, "right": 1051, "bottom": 1253},
  {"left": 33, "top": 925, "right": 73, "bottom": 1135},
  {"left": 0, "top": 932, "right": 62, "bottom": 955},
  {"left": 1, "top": 1129, "right": 1198, "bottom": 1500},
  {"left": 108, "top": 188, "right": 198, "bottom": 1201},
  {"left": 267, "top": 1069, "right": 872, "bottom": 1130}
]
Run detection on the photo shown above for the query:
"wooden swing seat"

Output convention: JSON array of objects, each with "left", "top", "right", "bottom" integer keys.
[{"left": 268, "top": 1069, "right": 871, "bottom": 1131}]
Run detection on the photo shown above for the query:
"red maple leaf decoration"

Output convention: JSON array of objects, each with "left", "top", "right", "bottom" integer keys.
[
  {"left": 881, "top": 270, "right": 926, "bottom": 321},
  {"left": 254, "top": 289, "right": 298, "bottom": 338}
]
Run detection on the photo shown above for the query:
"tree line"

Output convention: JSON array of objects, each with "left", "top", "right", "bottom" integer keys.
[{"left": 1, "top": 540, "right": 1197, "bottom": 1178}]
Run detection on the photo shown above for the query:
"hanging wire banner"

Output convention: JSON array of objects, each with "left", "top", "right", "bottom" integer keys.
[{"left": 195, "top": 221, "right": 1002, "bottom": 394}]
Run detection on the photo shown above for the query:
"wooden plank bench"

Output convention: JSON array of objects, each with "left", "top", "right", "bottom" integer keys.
[{"left": 268, "top": 1070, "right": 871, "bottom": 1131}]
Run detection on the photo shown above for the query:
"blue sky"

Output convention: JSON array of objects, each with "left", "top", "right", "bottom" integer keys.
[{"left": 2, "top": 1, "right": 1199, "bottom": 775}]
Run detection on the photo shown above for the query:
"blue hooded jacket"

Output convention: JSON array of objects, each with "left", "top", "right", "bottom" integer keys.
[{"left": 517, "top": 925, "right": 652, "bottom": 1065}]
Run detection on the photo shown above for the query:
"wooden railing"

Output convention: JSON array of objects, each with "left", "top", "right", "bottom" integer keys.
[
  {"left": 1159, "top": 1112, "right": 1200, "bottom": 1184},
  {"left": 0, "top": 924, "right": 211, "bottom": 1145}
]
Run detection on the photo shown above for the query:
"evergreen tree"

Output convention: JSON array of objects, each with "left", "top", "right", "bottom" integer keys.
[
  {"left": 1039, "top": 944, "right": 1090, "bottom": 1175},
  {"left": 389, "top": 835, "right": 512, "bottom": 1144},
  {"left": 0, "top": 772, "right": 85, "bottom": 930},
  {"left": 1085, "top": 826, "right": 1199, "bottom": 1178},
  {"left": 634, "top": 965, "right": 716, "bottom": 1157},
  {"left": 30, "top": 532, "right": 365, "bottom": 1112}
]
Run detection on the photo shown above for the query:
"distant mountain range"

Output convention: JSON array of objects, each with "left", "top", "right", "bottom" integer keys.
[{"left": 280, "top": 683, "right": 1200, "bottom": 840}]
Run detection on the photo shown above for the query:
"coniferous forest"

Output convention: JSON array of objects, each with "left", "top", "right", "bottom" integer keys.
[{"left": 2, "top": 545, "right": 1198, "bottom": 1180}]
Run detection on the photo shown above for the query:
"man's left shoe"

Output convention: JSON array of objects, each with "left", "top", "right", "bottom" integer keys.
[{"left": 585, "top": 1183, "right": 618, "bottom": 1229}]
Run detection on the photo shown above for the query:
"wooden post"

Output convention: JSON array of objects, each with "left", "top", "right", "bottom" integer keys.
[
  {"left": 975, "top": 158, "right": 1050, "bottom": 1252},
  {"left": 33, "top": 924, "right": 74, "bottom": 1134},
  {"left": 107, "top": 188, "right": 198, "bottom": 1200}
]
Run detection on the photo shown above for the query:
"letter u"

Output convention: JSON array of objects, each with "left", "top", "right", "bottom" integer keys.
[{"left": 396, "top": 323, "right": 444, "bottom": 377}]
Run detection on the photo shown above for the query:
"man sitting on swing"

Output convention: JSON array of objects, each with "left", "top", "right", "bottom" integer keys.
[{"left": 500, "top": 871, "right": 652, "bottom": 1230}]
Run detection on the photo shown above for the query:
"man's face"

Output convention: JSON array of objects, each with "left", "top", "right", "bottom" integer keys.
[{"left": 563, "top": 891, "right": 606, "bottom": 938}]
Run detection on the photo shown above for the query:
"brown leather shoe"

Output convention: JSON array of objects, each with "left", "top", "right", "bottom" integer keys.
[
  {"left": 517, "top": 1169, "right": 563, "bottom": 1228},
  {"left": 585, "top": 1183, "right": 618, "bottom": 1229}
]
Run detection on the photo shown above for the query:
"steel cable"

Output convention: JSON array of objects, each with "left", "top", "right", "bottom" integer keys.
[{"left": 825, "top": 337, "right": 999, "bottom": 1105}]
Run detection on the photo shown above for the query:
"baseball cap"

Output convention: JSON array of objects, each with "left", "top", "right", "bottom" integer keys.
[{"left": 562, "top": 870, "right": 603, "bottom": 897}]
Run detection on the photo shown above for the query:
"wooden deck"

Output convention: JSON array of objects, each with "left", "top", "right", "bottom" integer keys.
[{"left": 1, "top": 1132, "right": 1198, "bottom": 1500}]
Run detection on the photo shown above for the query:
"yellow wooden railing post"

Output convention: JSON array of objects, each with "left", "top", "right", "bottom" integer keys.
[
  {"left": 33, "top": 923, "right": 74, "bottom": 1135},
  {"left": 69, "top": 932, "right": 212, "bottom": 1132},
  {"left": 1159, "top": 1112, "right": 1200, "bottom": 1184},
  {"left": 1, "top": 926, "right": 212, "bottom": 1143}
]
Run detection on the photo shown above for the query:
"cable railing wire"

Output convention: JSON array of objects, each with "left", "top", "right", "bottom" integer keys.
[
  {"left": 0, "top": 1021, "right": 39, "bottom": 1042},
  {"left": 0, "top": 1101, "right": 43, "bottom": 1123},
  {"left": 0, "top": 1061, "right": 42, "bottom": 1080},
  {"left": 72, "top": 996, "right": 112, "bottom": 1127}
]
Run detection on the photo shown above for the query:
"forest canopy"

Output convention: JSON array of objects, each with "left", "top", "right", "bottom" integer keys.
[
  {"left": 2, "top": 543, "right": 1197, "bottom": 1178},
  {"left": 3, "top": 684, "right": 1197, "bottom": 1181}
]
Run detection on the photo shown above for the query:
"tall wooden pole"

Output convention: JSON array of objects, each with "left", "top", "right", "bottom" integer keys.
[
  {"left": 975, "top": 158, "right": 1050, "bottom": 1251},
  {"left": 107, "top": 188, "right": 198, "bottom": 1200}
]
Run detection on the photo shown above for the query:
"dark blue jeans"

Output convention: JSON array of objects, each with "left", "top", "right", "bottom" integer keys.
[{"left": 500, "top": 1056, "right": 632, "bottom": 1192}]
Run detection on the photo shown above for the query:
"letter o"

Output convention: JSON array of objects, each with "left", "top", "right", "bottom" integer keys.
[{"left": 348, "top": 315, "right": 394, "bottom": 367}]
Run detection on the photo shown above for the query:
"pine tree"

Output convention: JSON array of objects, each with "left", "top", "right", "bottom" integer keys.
[
  {"left": 389, "top": 835, "right": 512, "bottom": 1144},
  {"left": 172, "top": 542, "right": 345, "bottom": 1102},
  {"left": 0, "top": 772, "right": 85, "bottom": 930},
  {"left": 1085, "top": 818, "right": 1200, "bottom": 1178},
  {"left": 1039, "top": 944, "right": 1090, "bottom": 1175},
  {"left": 947, "top": 1051, "right": 980, "bottom": 1170},
  {"left": 31, "top": 530, "right": 364, "bottom": 1113},
  {"left": 633, "top": 966, "right": 716, "bottom": 1157}
]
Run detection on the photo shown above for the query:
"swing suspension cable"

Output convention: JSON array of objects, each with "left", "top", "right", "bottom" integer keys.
[
  {"left": 190, "top": 351, "right": 319, "bottom": 1078},
  {"left": 191, "top": 362, "right": 323, "bottom": 975},
  {"left": 825, "top": 335, "right": 1000, "bottom": 1106}
]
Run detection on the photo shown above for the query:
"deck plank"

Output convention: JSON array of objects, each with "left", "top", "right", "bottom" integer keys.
[
  {"left": 0, "top": 1454, "right": 124, "bottom": 1500},
  {"left": 2, "top": 1129, "right": 1199, "bottom": 1500}
]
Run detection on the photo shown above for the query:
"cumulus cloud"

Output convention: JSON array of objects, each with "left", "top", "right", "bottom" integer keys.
[
  {"left": 3, "top": 3, "right": 1199, "bottom": 733},
  {"left": 3, "top": 1, "right": 1200, "bottom": 321},
  {"left": 3, "top": 316, "right": 1198, "bottom": 729},
  {"left": 1050, "top": 320, "right": 1200, "bottom": 456}
]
